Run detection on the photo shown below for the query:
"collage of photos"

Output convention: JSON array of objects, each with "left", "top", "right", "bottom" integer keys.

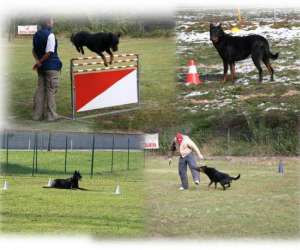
[{"left": 0, "top": 1, "right": 299, "bottom": 246}]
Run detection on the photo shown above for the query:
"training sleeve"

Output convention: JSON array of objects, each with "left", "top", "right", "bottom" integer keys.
[{"left": 45, "top": 33, "right": 56, "bottom": 53}]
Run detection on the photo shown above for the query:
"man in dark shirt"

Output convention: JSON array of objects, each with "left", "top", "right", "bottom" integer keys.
[{"left": 32, "top": 17, "right": 62, "bottom": 121}]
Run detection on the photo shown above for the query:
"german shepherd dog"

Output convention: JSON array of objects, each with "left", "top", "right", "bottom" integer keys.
[
  {"left": 210, "top": 23, "right": 279, "bottom": 83},
  {"left": 43, "top": 170, "right": 85, "bottom": 190},
  {"left": 198, "top": 165, "right": 240, "bottom": 190},
  {"left": 70, "top": 31, "right": 121, "bottom": 67}
]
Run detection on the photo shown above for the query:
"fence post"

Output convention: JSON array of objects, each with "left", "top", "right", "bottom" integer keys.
[
  {"left": 6, "top": 132, "right": 9, "bottom": 170},
  {"left": 35, "top": 133, "right": 38, "bottom": 174},
  {"left": 127, "top": 137, "right": 130, "bottom": 170},
  {"left": 144, "top": 148, "right": 146, "bottom": 168},
  {"left": 28, "top": 135, "right": 31, "bottom": 151},
  {"left": 32, "top": 134, "right": 35, "bottom": 177},
  {"left": 90, "top": 135, "right": 95, "bottom": 178},
  {"left": 111, "top": 135, "right": 115, "bottom": 173},
  {"left": 64, "top": 136, "right": 68, "bottom": 174},
  {"left": 48, "top": 132, "right": 52, "bottom": 152},
  {"left": 227, "top": 128, "right": 231, "bottom": 156}
]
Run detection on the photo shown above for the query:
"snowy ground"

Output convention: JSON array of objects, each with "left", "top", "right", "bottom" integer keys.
[{"left": 176, "top": 9, "right": 300, "bottom": 114}]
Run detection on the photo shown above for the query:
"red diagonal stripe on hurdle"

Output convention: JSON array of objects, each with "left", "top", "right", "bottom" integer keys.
[{"left": 74, "top": 68, "right": 135, "bottom": 111}]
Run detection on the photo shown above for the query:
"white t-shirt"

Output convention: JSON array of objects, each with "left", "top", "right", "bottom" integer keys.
[{"left": 45, "top": 33, "right": 56, "bottom": 53}]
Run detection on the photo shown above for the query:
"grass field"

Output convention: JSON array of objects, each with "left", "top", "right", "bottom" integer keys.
[
  {"left": 0, "top": 150, "right": 145, "bottom": 236},
  {"left": 145, "top": 156, "right": 300, "bottom": 238},
  {"left": 7, "top": 36, "right": 176, "bottom": 132}
]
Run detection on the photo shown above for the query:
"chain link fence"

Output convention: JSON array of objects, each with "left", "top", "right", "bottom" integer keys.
[{"left": 0, "top": 130, "right": 145, "bottom": 177}]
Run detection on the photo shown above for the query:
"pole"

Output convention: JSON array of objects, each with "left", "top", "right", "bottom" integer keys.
[
  {"left": 144, "top": 148, "right": 146, "bottom": 168},
  {"left": 70, "top": 59, "right": 76, "bottom": 120},
  {"left": 227, "top": 128, "right": 230, "bottom": 156},
  {"left": 137, "top": 54, "right": 140, "bottom": 104},
  {"left": 91, "top": 135, "right": 95, "bottom": 178},
  {"left": 64, "top": 136, "right": 68, "bottom": 174},
  {"left": 127, "top": 137, "right": 130, "bottom": 170},
  {"left": 32, "top": 135, "right": 35, "bottom": 177},
  {"left": 28, "top": 136, "right": 31, "bottom": 151},
  {"left": 35, "top": 133, "right": 38, "bottom": 174},
  {"left": 48, "top": 132, "right": 52, "bottom": 151},
  {"left": 111, "top": 135, "right": 115, "bottom": 173},
  {"left": 6, "top": 132, "right": 9, "bottom": 170}
]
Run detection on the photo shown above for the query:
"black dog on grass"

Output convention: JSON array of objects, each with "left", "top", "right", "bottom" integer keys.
[
  {"left": 70, "top": 31, "right": 121, "bottom": 67},
  {"left": 43, "top": 170, "right": 85, "bottom": 190},
  {"left": 210, "top": 23, "right": 279, "bottom": 83},
  {"left": 198, "top": 165, "right": 240, "bottom": 190}
]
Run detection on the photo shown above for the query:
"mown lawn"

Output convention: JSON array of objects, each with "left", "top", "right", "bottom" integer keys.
[
  {"left": 0, "top": 150, "right": 145, "bottom": 236},
  {"left": 7, "top": 36, "right": 176, "bottom": 132},
  {"left": 145, "top": 156, "right": 300, "bottom": 238}
]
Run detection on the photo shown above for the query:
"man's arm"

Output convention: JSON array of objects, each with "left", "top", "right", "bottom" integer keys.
[
  {"left": 168, "top": 138, "right": 177, "bottom": 166},
  {"left": 32, "top": 33, "right": 55, "bottom": 70},
  {"left": 188, "top": 139, "right": 204, "bottom": 160},
  {"left": 32, "top": 52, "right": 51, "bottom": 70}
]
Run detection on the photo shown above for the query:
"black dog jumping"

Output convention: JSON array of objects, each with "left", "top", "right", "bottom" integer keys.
[
  {"left": 43, "top": 170, "right": 84, "bottom": 190},
  {"left": 198, "top": 165, "right": 240, "bottom": 190},
  {"left": 210, "top": 23, "right": 279, "bottom": 83},
  {"left": 70, "top": 31, "right": 121, "bottom": 67}
]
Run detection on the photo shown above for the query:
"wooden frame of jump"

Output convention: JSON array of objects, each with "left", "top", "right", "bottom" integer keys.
[{"left": 70, "top": 53, "right": 140, "bottom": 120}]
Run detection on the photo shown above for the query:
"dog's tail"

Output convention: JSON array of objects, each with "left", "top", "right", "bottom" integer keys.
[
  {"left": 230, "top": 174, "right": 240, "bottom": 181},
  {"left": 269, "top": 51, "right": 279, "bottom": 60}
]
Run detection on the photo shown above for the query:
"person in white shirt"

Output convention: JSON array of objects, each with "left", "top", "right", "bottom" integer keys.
[
  {"left": 32, "top": 17, "right": 62, "bottom": 121},
  {"left": 169, "top": 132, "right": 204, "bottom": 190}
]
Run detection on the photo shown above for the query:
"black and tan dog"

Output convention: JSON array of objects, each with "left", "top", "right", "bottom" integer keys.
[
  {"left": 43, "top": 170, "right": 86, "bottom": 190},
  {"left": 210, "top": 23, "right": 279, "bottom": 83},
  {"left": 198, "top": 165, "right": 240, "bottom": 190},
  {"left": 71, "top": 31, "right": 121, "bottom": 66}
]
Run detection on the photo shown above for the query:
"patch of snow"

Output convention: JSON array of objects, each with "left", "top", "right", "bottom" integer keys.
[
  {"left": 294, "top": 60, "right": 300, "bottom": 66},
  {"left": 184, "top": 91, "right": 210, "bottom": 98},
  {"left": 177, "top": 25, "right": 300, "bottom": 44},
  {"left": 264, "top": 107, "right": 288, "bottom": 112}
]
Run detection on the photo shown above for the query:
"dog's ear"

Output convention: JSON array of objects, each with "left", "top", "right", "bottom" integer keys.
[
  {"left": 218, "top": 23, "right": 222, "bottom": 28},
  {"left": 210, "top": 23, "right": 214, "bottom": 29},
  {"left": 116, "top": 32, "right": 121, "bottom": 38}
]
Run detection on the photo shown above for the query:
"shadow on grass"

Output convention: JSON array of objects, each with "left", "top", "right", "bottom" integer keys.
[{"left": 1, "top": 162, "right": 33, "bottom": 175}]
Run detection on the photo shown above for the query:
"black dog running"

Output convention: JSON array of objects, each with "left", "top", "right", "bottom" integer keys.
[
  {"left": 198, "top": 165, "right": 240, "bottom": 191},
  {"left": 70, "top": 31, "right": 121, "bottom": 67}
]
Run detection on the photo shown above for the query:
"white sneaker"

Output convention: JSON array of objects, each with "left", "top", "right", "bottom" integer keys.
[
  {"left": 179, "top": 186, "right": 186, "bottom": 191},
  {"left": 194, "top": 180, "right": 200, "bottom": 185}
]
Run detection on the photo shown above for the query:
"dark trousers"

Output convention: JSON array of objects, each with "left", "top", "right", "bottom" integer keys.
[{"left": 178, "top": 153, "right": 200, "bottom": 189}]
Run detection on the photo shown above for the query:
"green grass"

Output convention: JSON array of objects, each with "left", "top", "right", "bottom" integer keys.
[
  {"left": 0, "top": 150, "right": 145, "bottom": 236},
  {"left": 145, "top": 156, "right": 300, "bottom": 238},
  {"left": 7, "top": 36, "right": 176, "bottom": 132},
  {"left": 1, "top": 150, "right": 144, "bottom": 176}
]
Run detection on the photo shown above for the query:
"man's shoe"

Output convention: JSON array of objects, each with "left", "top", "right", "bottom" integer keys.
[
  {"left": 194, "top": 180, "right": 200, "bottom": 185},
  {"left": 179, "top": 186, "right": 186, "bottom": 191}
]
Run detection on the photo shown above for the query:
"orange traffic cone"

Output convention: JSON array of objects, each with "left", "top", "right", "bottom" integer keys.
[{"left": 185, "top": 60, "right": 202, "bottom": 85}]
